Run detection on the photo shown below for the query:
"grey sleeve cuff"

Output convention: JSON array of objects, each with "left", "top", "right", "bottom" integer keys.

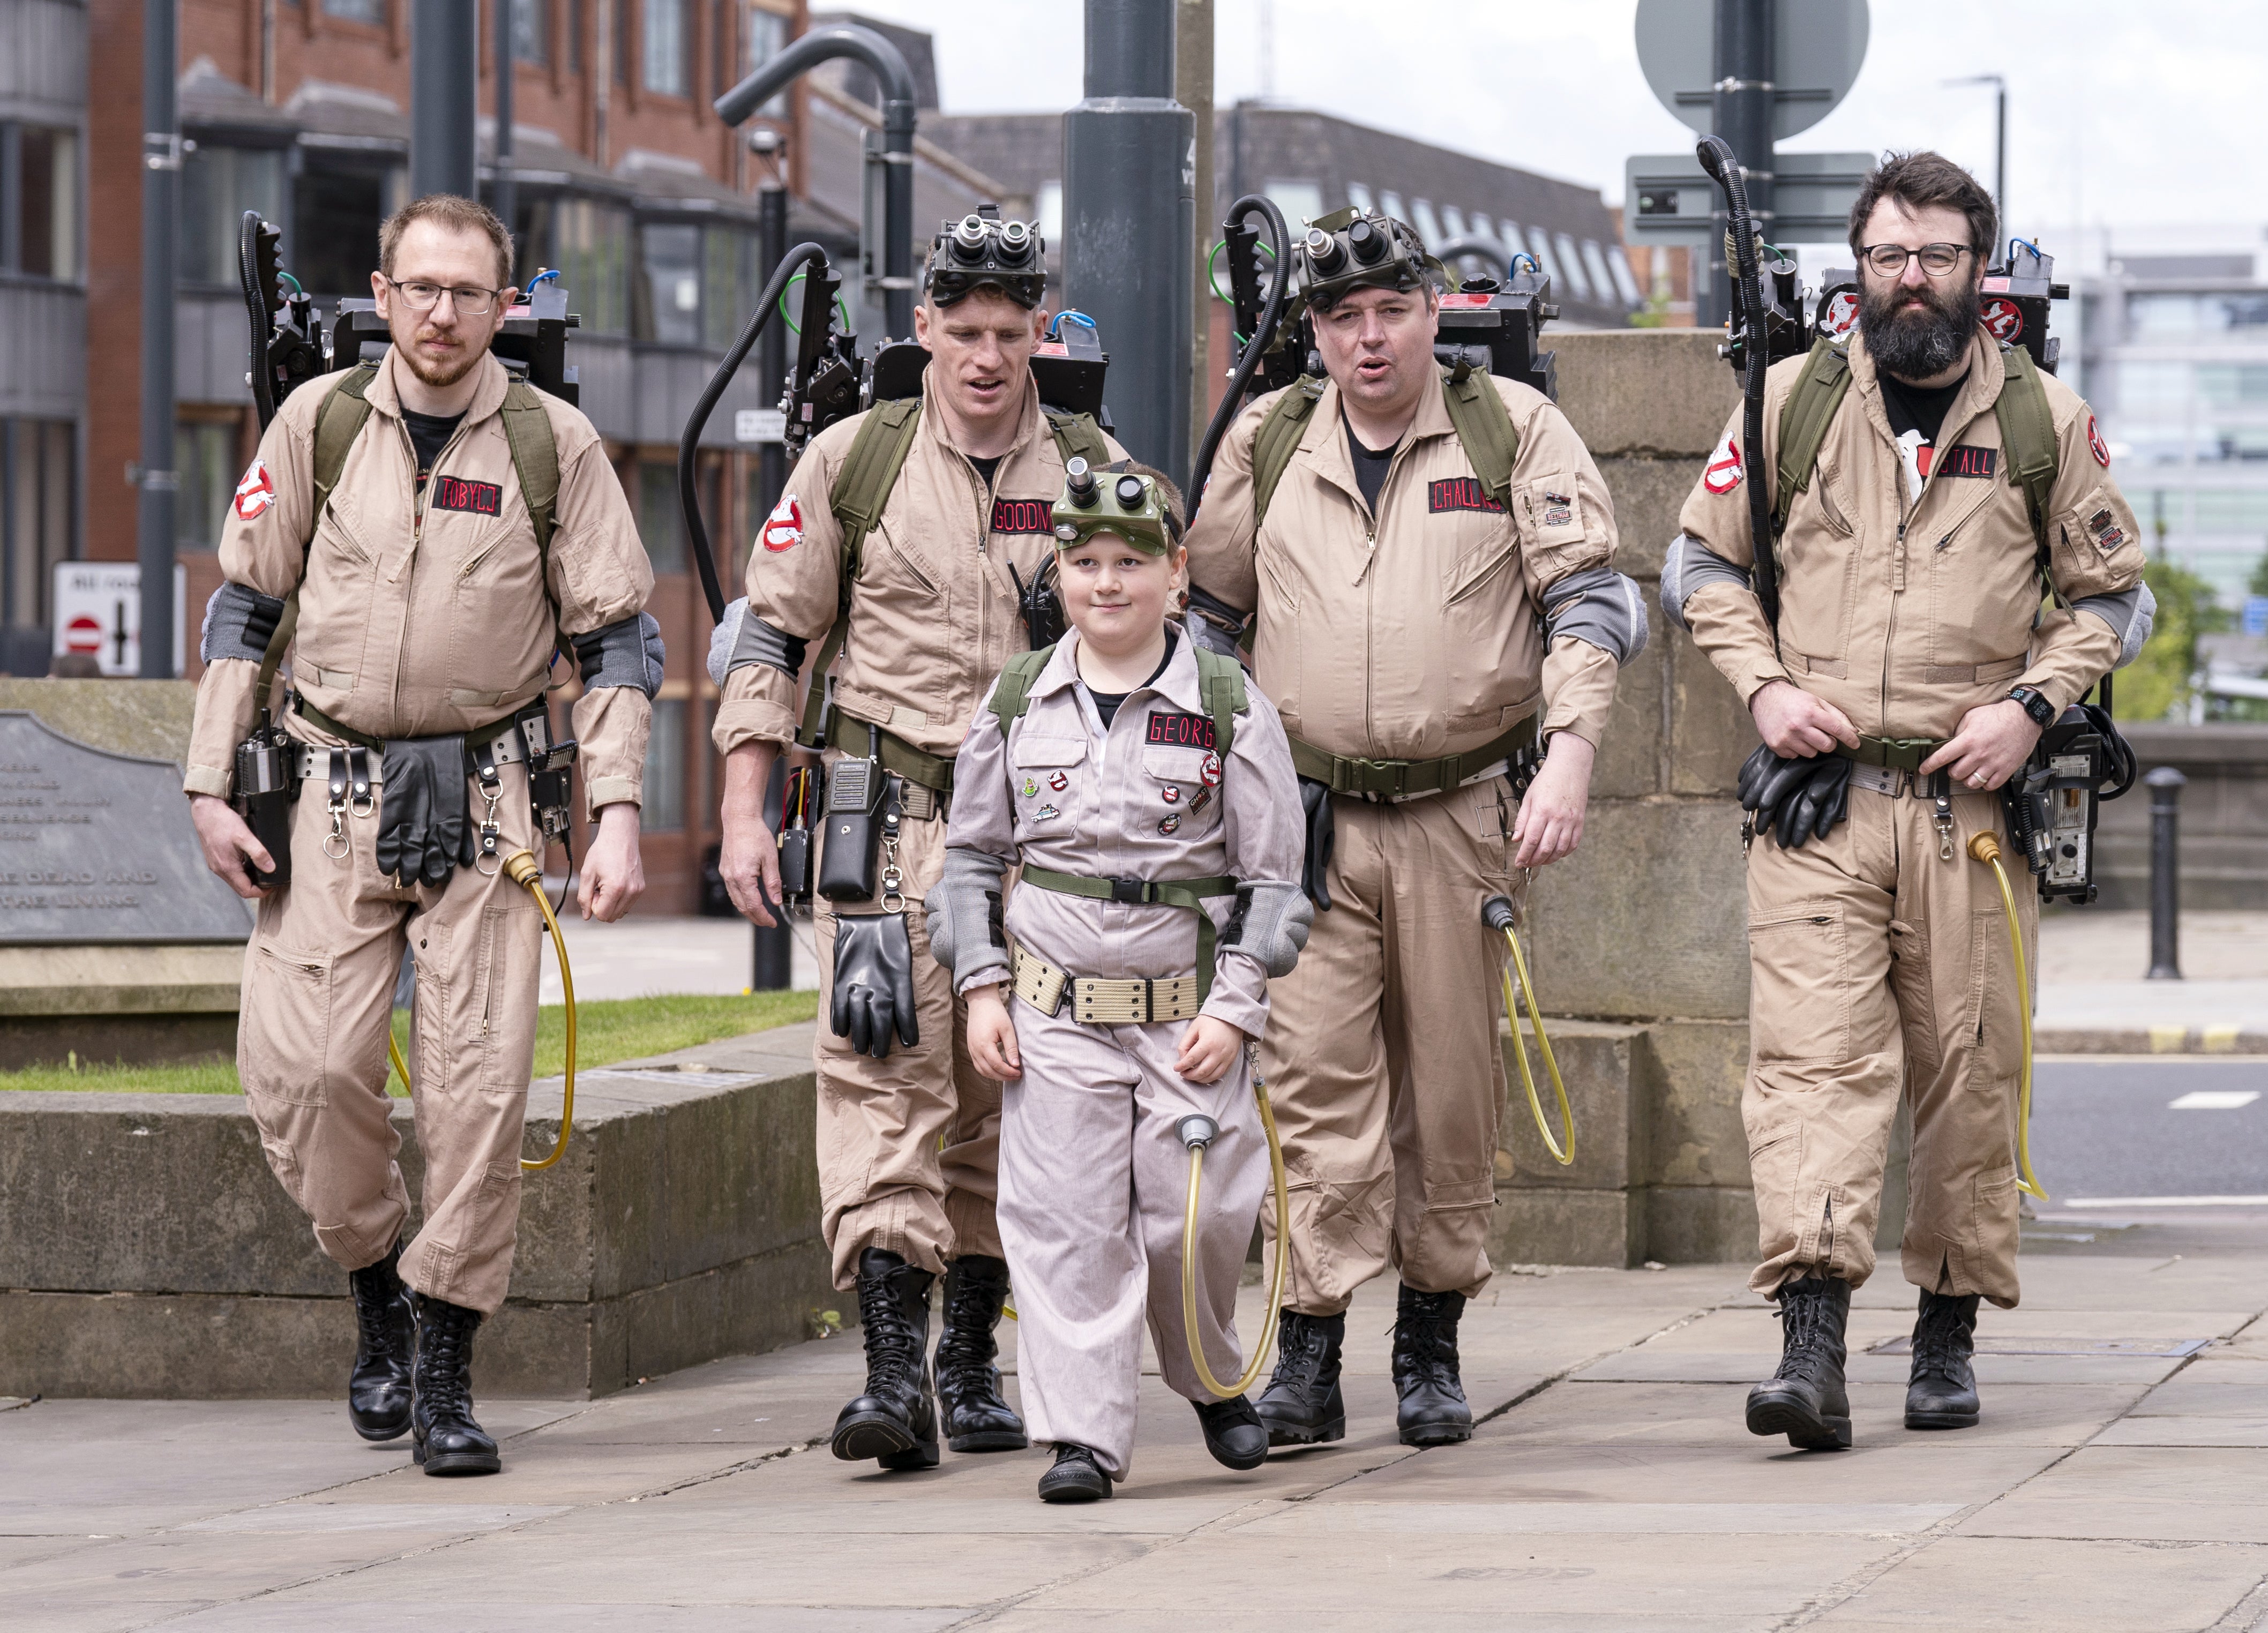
[
  {"left": 707, "top": 596, "right": 809, "bottom": 687},
  {"left": 1543, "top": 566, "right": 1650, "bottom": 664},
  {"left": 924, "top": 847, "right": 1010, "bottom": 988},
  {"left": 573, "top": 612, "right": 667, "bottom": 697},
  {"left": 2072, "top": 581, "right": 2157, "bottom": 670},
  {"left": 200, "top": 581, "right": 288, "bottom": 665},
  {"left": 1659, "top": 533, "right": 1754, "bottom": 633},
  {"left": 1223, "top": 879, "right": 1311, "bottom": 979},
  {"left": 1184, "top": 583, "right": 1251, "bottom": 660}
]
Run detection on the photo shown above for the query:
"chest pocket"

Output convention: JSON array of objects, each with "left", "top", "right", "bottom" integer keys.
[
  {"left": 1140, "top": 743, "right": 1221, "bottom": 830},
  {"left": 1010, "top": 733, "right": 1085, "bottom": 826}
]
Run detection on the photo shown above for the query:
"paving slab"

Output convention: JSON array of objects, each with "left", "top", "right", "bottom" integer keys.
[
  {"left": 1959, "top": 1445, "right": 2268, "bottom": 1542},
  {"left": 1809, "top": 1534, "right": 2268, "bottom": 1630}
]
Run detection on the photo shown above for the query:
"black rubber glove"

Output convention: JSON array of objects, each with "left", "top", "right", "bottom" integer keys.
[
  {"left": 375, "top": 737, "right": 474, "bottom": 887},
  {"left": 832, "top": 911, "right": 920, "bottom": 1059},
  {"left": 1298, "top": 776, "right": 1336, "bottom": 911},
  {"left": 1786, "top": 754, "right": 1853, "bottom": 847}
]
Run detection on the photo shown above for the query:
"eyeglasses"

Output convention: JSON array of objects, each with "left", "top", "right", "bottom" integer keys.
[
  {"left": 381, "top": 276, "right": 505, "bottom": 316},
  {"left": 1858, "top": 243, "right": 1973, "bottom": 278}
]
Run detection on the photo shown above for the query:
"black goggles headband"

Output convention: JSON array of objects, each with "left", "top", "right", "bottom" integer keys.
[
  {"left": 1298, "top": 207, "right": 1443, "bottom": 311},
  {"left": 924, "top": 211, "right": 1047, "bottom": 309}
]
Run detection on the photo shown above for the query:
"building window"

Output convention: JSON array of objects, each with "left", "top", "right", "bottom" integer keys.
[
  {"left": 1379, "top": 191, "right": 1406, "bottom": 228},
  {"left": 635, "top": 221, "right": 702, "bottom": 345},
  {"left": 1035, "top": 181, "right": 1062, "bottom": 245},
  {"left": 293, "top": 156, "right": 402, "bottom": 298},
  {"left": 181, "top": 144, "right": 286, "bottom": 286},
  {"left": 323, "top": 0, "right": 386, "bottom": 23},
  {"left": 176, "top": 422, "right": 237, "bottom": 552},
  {"left": 637, "top": 459, "right": 687, "bottom": 573},
  {"left": 1581, "top": 241, "right": 1620, "bottom": 305},
  {"left": 743, "top": 4, "right": 789, "bottom": 113},
  {"left": 522, "top": 194, "right": 631, "bottom": 335},
  {"left": 1554, "top": 232, "right": 1591, "bottom": 301},
  {"left": 644, "top": 0, "right": 688, "bottom": 95},
  {"left": 2, "top": 125, "right": 79, "bottom": 280},
  {"left": 1411, "top": 199, "right": 1442, "bottom": 248},
  {"left": 1345, "top": 182, "right": 1374, "bottom": 215},
  {"left": 512, "top": 0, "right": 547, "bottom": 63},
  {"left": 645, "top": 696, "right": 686, "bottom": 831},
  {"left": 570, "top": 0, "right": 582, "bottom": 70},
  {"left": 2, "top": 418, "right": 75, "bottom": 675},
  {"left": 703, "top": 224, "right": 752, "bottom": 350},
  {"left": 1264, "top": 179, "right": 1323, "bottom": 229},
  {"left": 1603, "top": 241, "right": 1642, "bottom": 305}
]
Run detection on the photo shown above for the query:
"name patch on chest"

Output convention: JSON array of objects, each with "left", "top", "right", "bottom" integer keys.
[
  {"left": 1428, "top": 477, "right": 1506, "bottom": 515},
  {"left": 1145, "top": 709, "right": 1216, "bottom": 751},
  {"left": 1931, "top": 444, "right": 1998, "bottom": 480},
  {"left": 990, "top": 498, "right": 1053, "bottom": 535},
  {"left": 429, "top": 475, "right": 503, "bottom": 516}
]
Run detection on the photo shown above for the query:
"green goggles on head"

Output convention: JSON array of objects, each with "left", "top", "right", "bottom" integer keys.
[
  {"left": 1298, "top": 206, "right": 1444, "bottom": 311},
  {"left": 1051, "top": 458, "right": 1181, "bottom": 556}
]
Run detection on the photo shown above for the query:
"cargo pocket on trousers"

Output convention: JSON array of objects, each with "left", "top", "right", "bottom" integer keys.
[
  {"left": 1744, "top": 1119, "right": 1803, "bottom": 1207},
  {"left": 1966, "top": 908, "right": 2024, "bottom": 1089},
  {"left": 474, "top": 903, "right": 519, "bottom": 1101},
  {"left": 1887, "top": 919, "right": 1941, "bottom": 1080},
  {"left": 1747, "top": 907, "right": 1851, "bottom": 1062},
  {"left": 245, "top": 943, "right": 333, "bottom": 1107}
]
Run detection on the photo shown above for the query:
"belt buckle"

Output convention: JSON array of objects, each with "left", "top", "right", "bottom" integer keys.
[{"left": 1107, "top": 877, "right": 1148, "bottom": 904}]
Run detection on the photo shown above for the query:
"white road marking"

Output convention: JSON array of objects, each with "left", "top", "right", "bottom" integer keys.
[
  {"left": 2168, "top": 1090, "right": 2262, "bottom": 1110},
  {"left": 2065, "top": 1195, "right": 2268, "bottom": 1208}
]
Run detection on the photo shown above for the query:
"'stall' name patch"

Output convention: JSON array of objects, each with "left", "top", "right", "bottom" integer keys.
[{"left": 1933, "top": 444, "right": 1998, "bottom": 480}]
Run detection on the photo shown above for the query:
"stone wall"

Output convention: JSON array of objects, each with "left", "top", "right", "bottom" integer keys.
[{"left": 2093, "top": 723, "right": 2268, "bottom": 910}]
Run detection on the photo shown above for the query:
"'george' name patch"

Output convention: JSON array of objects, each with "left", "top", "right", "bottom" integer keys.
[
  {"left": 991, "top": 498, "right": 1053, "bottom": 535},
  {"left": 1429, "top": 477, "right": 1505, "bottom": 514},
  {"left": 1145, "top": 709, "right": 1216, "bottom": 752},
  {"left": 1933, "top": 444, "right": 1997, "bottom": 480},
  {"left": 429, "top": 475, "right": 503, "bottom": 516}
]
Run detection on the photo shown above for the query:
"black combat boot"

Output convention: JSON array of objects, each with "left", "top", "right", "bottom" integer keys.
[
  {"left": 345, "top": 1239, "right": 415, "bottom": 1442},
  {"left": 1036, "top": 1443, "right": 1113, "bottom": 1503},
  {"left": 1746, "top": 1275, "right": 1853, "bottom": 1450},
  {"left": 1906, "top": 1289, "right": 1982, "bottom": 1430},
  {"left": 830, "top": 1248, "right": 940, "bottom": 1470},
  {"left": 1254, "top": 1309, "right": 1346, "bottom": 1447},
  {"left": 934, "top": 1256, "right": 1028, "bottom": 1453},
  {"left": 410, "top": 1294, "right": 501, "bottom": 1476},
  {"left": 1393, "top": 1286, "right": 1474, "bottom": 1447},
  {"left": 1193, "top": 1394, "right": 1269, "bottom": 1470}
]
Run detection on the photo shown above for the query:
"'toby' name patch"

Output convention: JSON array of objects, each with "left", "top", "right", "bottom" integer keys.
[{"left": 429, "top": 475, "right": 503, "bottom": 516}]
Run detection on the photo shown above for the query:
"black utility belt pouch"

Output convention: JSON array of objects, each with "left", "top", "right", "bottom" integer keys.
[
  {"left": 232, "top": 720, "right": 300, "bottom": 889},
  {"left": 512, "top": 706, "right": 579, "bottom": 845},
  {"left": 817, "top": 747, "right": 889, "bottom": 902},
  {"left": 777, "top": 764, "right": 815, "bottom": 910}
]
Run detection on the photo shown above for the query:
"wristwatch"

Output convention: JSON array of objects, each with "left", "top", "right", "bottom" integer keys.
[{"left": 2008, "top": 685, "right": 2055, "bottom": 728}]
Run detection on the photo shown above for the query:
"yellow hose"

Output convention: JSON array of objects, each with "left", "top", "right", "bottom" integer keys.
[
  {"left": 1967, "top": 832, "right": 2047, "bottom": 1202},
  {"left": 387, "top": 853, "right": 574, "bottom": 1171},
  {"left": 1500, "top": 920, "right": 1575, "bottom": 1167},
  {"left": 1179, "top": 1071, "right": 1292, "bottom": 1401}
]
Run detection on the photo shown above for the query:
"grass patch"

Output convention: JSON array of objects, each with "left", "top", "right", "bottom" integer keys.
[{"left": 1, "top": 990, "right": 816, "bottom": 1097}]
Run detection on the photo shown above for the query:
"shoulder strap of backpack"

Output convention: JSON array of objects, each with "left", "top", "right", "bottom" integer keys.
[
  {"left": 1251, "top": 376, "right": 1326, "bottom": 528},
  {"left": 1042, "top": 408, "right": 1111, "bottom": 471},
  {"left": 1992, "top": 343, "right": 2061, "bottom": 588},
  {"left": 1436, "top": 366, "right": 1522, "bottom": 512},
  {"left": 1772, "top": 340, "right": 1853, "bottom": 541},
  {"left": 498, "top": 380, "right": 560, "bottom": 560},
  {"left": 990, "top": 645, "right": 1057, "bottom": 736},
  {"left": 795, "top": 400, "right": 926, "bottom": 748},
  {"left": 1193, "top": 646, "right": 1247, "bottom": 760},
  {"left": 256, "top": 364, "right": 380, "bottom": 710}
]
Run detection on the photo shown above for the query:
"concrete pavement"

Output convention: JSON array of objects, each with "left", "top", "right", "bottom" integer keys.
[
  {"left": 2038, "top": 909, "right": 2268, "bottom": 1053},
  {"left": 8, "top": 1217, "right": 2268, "bottom": 1630}
]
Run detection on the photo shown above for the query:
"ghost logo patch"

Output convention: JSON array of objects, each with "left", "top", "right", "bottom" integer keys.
[
  {"left": 233, "top": 460, "right": 276, "bottom": 521},
  {"left": 1161, "top": 784, "right": 1180, "bottom": 804},
  {"left": 1199, "top": 753, "right": 1222, "bottom": 787},
  {"left": 1158, "top": 814, "right": 1181, "bottom": 836},
  {"left": 2086, "top": 507, "right": 2128, "bottom": 553},
  {"left": 1703, "top": 436, "right": 1743, "bottom": 495},
  {"left": 1048, "top": 770, "right": 1069, "bottom": 792},
  {"left": 761, "top": 492, "right": 804, "bottom": 552},
  {"left": 2087, "top": 414, "right": 2112, "bottom": 468},
  {"left": 1145, "top": 710, "right": 1216, "bottom": 751}
]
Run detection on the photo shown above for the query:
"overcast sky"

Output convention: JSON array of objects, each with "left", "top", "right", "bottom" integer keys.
[{"left": 833, "top": 0, "right": 2264, "bottom": 247}]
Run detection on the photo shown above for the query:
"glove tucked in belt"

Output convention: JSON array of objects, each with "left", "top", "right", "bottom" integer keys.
[
  {"left": 1298, "top": 776, "right": 1336, "bottom": 910},
  {"left": 1738, "top": 744, "right": 1852, "bottom": 850},
  {"left": 832, "top": 912, "right": 920, "bottom": 1059},
  {"left": 375, "top": 736, "right": 475, "bottom": 886}
]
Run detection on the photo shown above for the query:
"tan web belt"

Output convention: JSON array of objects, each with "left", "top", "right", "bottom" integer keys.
[
  {"left": 1011, "top": 945, "right": 1202, "bottom": 1025},
  {"left": 289, "top": 731, "right": 533, "bottom": 783}
]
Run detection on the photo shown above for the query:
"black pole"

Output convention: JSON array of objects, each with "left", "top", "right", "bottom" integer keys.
[
  {"left": 1064, "top": 0, "right": 1195, "bottom": 486},
  {"left": 751, "top": 183, "right": 794, "bottom": 993},
  {"left": 1705, "top": 0, "right": 1773, "bottom": 331},
  {"left": 2146, "top": 766, "right": 2185, "bottom": 980},
  {"left": 411, "top": 0, "right": 478, "bottom": 200},
  {"left": 1994, "top": 82, "right": 2008, "bottom": 245},
  {"left": 137, "top": 0, "right": 178, "bottom": 678},
  {"left": 715, "top": 26, "right": 917, "bottom": 342},
  {"left": 493, "top": 0, "right": 517, "bottom": 258}
]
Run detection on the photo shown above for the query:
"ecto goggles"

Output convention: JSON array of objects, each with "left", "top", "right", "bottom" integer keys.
[
  {"left": 924, "top": 205, "right": 1047, "bottom": 309},
  {"left": 1298, "top": 207, "right": 1442, "bottom": 311},
  {"left": 1051, "top": 458, "right": 1181, "bottom": 556}
]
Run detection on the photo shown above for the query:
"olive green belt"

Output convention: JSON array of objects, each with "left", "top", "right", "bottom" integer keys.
[
  {"left": 293, "top": 693, "right": 527, "bottom": 755},
  {"left": 821, "top": 703, "right": 955, "bottom": 796},
  {"left": 1287, "top": 717, "right": 1537, "bottom": 801},
  {"left": 1017, "top": 866, "right": 1238, "bottom": 1005},
  {"left": 1834, "top": 735, "right": 1949, "bottom": 773}
]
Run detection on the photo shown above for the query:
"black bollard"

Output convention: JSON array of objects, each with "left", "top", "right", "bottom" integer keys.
[{"left": 2145, "top": 766, "right": 2185, "bottom": 981}]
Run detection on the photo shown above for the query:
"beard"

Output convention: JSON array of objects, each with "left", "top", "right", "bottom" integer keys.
[
  {"left": 1859, "top": 274, "right": 1979, "bottom": 381},
  {"left": 394, "top": 323, "right": 484, "bottom": 389}
]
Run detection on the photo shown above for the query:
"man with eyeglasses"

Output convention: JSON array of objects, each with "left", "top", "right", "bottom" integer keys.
[
  {"left": 184, "top": 194, "right": 659, "bottom": 1475},
  {"left": 1662, "top": 152, "right": 2152, "bottom": 1450}
]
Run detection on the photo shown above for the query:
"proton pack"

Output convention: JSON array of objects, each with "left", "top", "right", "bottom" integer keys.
[{"left": 1806, "top": 239, "right": 2068, "bottom": 377}]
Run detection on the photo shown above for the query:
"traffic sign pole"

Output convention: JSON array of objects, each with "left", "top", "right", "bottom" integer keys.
[{"left": 1707, "top": 0, "right": 1775, "bottom": 329}]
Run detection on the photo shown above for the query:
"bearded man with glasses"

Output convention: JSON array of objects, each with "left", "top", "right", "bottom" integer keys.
[{"left": 1660, "top": 152, "right": 2152, "bottom": 1451}]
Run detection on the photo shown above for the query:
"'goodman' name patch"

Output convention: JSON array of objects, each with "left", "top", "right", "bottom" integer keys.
[
  {"left": 1429, "top": 477, "right": 1505, "bottom": 514},
  {"left": 991, "top": 498, "right": 1053, "bottom": 535},
  {"left": 1145, "top": 709, "right": 1216, "bottom": 751},
  {"left": 430, "top": 475, "right": 503, "bottom": 516}
]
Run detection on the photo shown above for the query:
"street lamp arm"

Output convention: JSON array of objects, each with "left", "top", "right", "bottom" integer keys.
[{"left": 715, "top": 25, "right": 917, "bottom": 137}]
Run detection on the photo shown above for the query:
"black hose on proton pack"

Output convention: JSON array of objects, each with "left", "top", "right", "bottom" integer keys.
[
  {"left": 1696, "top": 135, "right": 1781, "bottom": 631},
  {"left": 1187, "top": 194, "right": 1294, "bottom": 523},
  {"left": 677, "top": 241, "right": 835, "bottom": 622}
]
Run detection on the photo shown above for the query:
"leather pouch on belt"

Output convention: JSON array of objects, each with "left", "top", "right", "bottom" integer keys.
[{"left": 375, "top": 737, "right": 476, "bottom": 886}]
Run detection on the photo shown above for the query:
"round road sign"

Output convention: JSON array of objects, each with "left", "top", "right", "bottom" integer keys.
[{"left": 1636, "top": 0, "right": 1870, "bottom": 143}]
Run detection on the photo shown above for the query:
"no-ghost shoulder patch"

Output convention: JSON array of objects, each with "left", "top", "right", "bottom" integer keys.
[
  {"left": 233, "top": 459, "right": 276, "bottom": 521},
  {"left": 1145, "top": 709, "right": 1216, "bottom": 752}
]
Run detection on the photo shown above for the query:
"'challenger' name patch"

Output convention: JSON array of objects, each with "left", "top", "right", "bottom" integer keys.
[
  {"left": 429, "top": 475, "right": 502, "bottom": 516},
  {"left": 1145, "top": 709, "right": 1216, "bottom": 751},
  {"left": 1429, "top": 477, "right": 1505, "bottom": 514}
]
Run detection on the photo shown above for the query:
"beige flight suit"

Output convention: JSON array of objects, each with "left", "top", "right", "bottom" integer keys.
[
  {"left": 1671, "top": 328, "right": 2150, "bottom": 1306},
  {"left": 186, "top": 350, "right": 655, "bottom": 1314},
  {"left": 1185, "top": 366, "right": 1626, "bottom": 1314},
  {"left": 944, "top": 631, "right": 1306, "bottom": 1480},
  {"left": 712, "top": 371, "right": 1127, "bottom": 1290}
]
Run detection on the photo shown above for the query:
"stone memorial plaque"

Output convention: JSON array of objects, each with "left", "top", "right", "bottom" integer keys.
[{"left": 0, "top": 711, "right": 254, "bottom": 944}]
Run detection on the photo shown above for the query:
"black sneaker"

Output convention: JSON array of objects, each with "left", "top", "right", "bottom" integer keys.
[{"left": 1037, "top": 1443, "right": 1113, "bottom": 1503}]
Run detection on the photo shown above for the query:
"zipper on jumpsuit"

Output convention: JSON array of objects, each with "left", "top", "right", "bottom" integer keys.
[{"left": 391, "top": 412, "right": 474, "bottom": 715}]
